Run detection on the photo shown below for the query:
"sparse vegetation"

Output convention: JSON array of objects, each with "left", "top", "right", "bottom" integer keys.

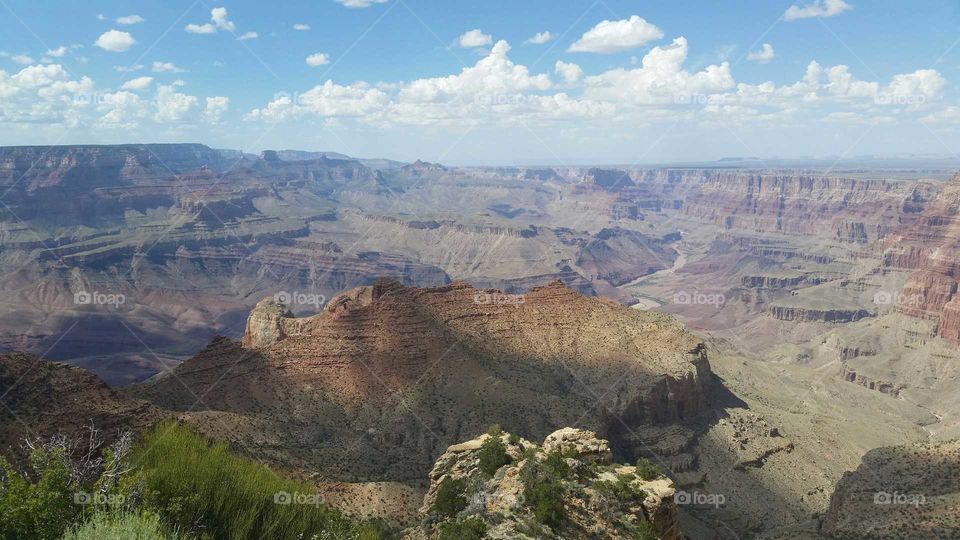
[
  {"left": 634, "top": 457, "right": 662, "bottom": 481},
  {"left": 520, "top": 458, "right": 567, "bottom": 529},
  {"left": 436, "top": 516, "right": 487, "bottom": 539},
  {"left": 478, "top": 434, "right": 511, "bottom": 477},
  {"left": 431, "top": 477, "right": 468, "bottom": 519},
  {"left": 595, "top": 473, "right": 647, "bottom": 504}
]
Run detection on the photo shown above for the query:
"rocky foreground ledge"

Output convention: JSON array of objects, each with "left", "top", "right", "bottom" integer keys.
[{"left": 404, "top": 427, "right": 679, "bottom": 540}]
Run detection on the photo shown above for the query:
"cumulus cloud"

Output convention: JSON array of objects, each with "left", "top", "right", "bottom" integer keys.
[
  {"left": 155, "top": 82, "right": 199, "bottom": 122},
  {"left": 11, "top": 55, "right": 35, "bottom": 65},
  {"left": 294, "top": 23, "right": 310, "bottom": 31},
  {"left": 211, "top": 8, "right": 236, "bottom": 31},
  {"left": 203, "top": 96, "right": 230, "bottom": 123},
  {"left": 186, "top": 7, "right": 236, "bottom": 34},
  {"left": 458, "top": 29, "right": 493, "bottom": 48},
  {"left": 568, "top": 15, "right": 663, "bottom": 54},
  {"left": 46, "top": 46, "right": 68, "bottom": 58},
  {"left": 116, "top": 15, "right": 145, "bottom": 25},
  {"left": 784, "top": 0, "right": 852, "bottom": 21},
  {"left": 334, "top": 0, "right": 388, "bottom": 7},
  {"left": 747, "top": 43, "right": 775, "bottom": 63},
  {"left": 185, "top": 23, "right": 216, "bottom": 34},
  {"left": 525, "top": 31, "right": 553, "bottom": 45},
  {"left": 95, "top": 30, "right": 136, "bottom": 52},
  {"left": 239, "top": 32, "right": 258, "bottom": 40},
  {"left": 121, "top": 76, "right": 153, "bottom": 90},
  {"left": 555, "top": 61, "right": 583, "bottom": 84},
  {"left": 114, "top": 64, "right": 144, "bottom": 72},
  {"left": 306, "top": 53, "right": 331, "bottom": 66},
  {"left": 152, "top": 61, "right": 186, "bottom": 73},
  {"left": 584, "top": 37, "right": 734, "bottom": 104}
]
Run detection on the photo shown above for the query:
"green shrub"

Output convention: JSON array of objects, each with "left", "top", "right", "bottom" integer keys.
[
  {"left": 62, "top": 511, "right": 171, "bottom": 540},
  {"left": 507, "top": 433, "right": 521, "bottom": 446},
  {"left": 0, "top": 451, "right": 81, "bottom": 540},
  {"left": 122, "top": 421, "right": 386, "bottom": 540},
  {"left": 519, "top": 460, "right": 566, "bottom": 529},
  {"left": 437, "top": 516, "right": 487, "bottom": 539},
  {"left": 478, "top": 436, "right": 511, "bottom": 477},
  {"left": 485, "top": 425, "right": 502, "bottom": 437},
  {"left": 595, "top": 474, "right": 646, "bottom": 504},
  {"left": 431, "top": 477, "right": 467, "bottom": 519},
  {"left": 634, "top": 458, "right": 661, "bottom": 481},
  {"left": 541, "top": 450, "right": 570, "bottom": 480},
  {"left": 632, "top": 519, "right": 658, "bottom": 540}
]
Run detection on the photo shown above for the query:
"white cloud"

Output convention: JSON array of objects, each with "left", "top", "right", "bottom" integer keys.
[
  {"left": 185, "top": 23, "right": 216, "bottom": 34},
  {"left": 211, "top": 7, "right": 236, "bottom": 31},
  {"left": 121, "top": 76, "right": 153, "bottom": 90},
  {"left": 458, "top": 29, "right": 493, "bottom": 48},
  {"left": 555, "top": 61, "right": 583, "bottom": 84},
  {"left": 203, "top": 96, "right": 230, "bottom": 123},
  {"left": 116, "top": 15, "right": 145, "bottom": 25},
  {"left": 155, "top": 83, "right": 199, "bottom": 122},
  {"left": 584, "top": 37, "right": 734, "bottom": 104},
  {"left": 114, "top": 64, "right": 143, "bottom": 72},
  {"left": 525, "top": 31, "right": 553, "bottom": 45},
  {"left": 46, "top": 46, "right": 68, "bottom": 58},
  {"left": 293, "top": 23, "right": 311, "bottom": 31},
  {"left": 784, "top": 0, "right": 853, "bottom": 21},
  {"left": 152, "top": 61, "right": 186, "bottom": 73},
  {"left": 95, "top": 30, "right": 136, "bottom": 52},
  {"left": 334, "top": 0, "right": 388, "bottom": 7},
  {"left": 11, "top": 55, "right": 35, "bottom": 65},
  {"left": 239, "top": 32, "right": 258, "bottom": 40},
  {"left": 747, "top": 43, "right": 775, "bottom": 63},
  {"left": 306, "top": 53, "right": 331, "bottom": 66},
  {"left": 186, "top": 7, "right": 236, "bottom": 34},
  {"left": 568, "top": 15, "right": 663, "bottom": 54}
]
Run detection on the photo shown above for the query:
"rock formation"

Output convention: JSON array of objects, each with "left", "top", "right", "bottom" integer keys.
[
  {"left": 409, "top": 428, "right": 680, "bottom": 540},
  {"left": 133, "top": 279, "right": 714, "bottom": 482}
]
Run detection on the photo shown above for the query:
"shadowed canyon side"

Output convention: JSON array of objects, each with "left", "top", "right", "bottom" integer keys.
[{"left": 132, "top": 279, "right": 714, "bottom": 481}]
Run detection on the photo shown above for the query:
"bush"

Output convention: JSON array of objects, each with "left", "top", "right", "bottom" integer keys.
[
  {"left": 62, "top": 511, "right": 171, "bottom": 540},
  {"left": 634, "top": 458, "right": 661, "bottom": 481},
  {"left": 507, "top": 433, "right": 521, "bottom": 446},
  {"left": 431, "top": 477, "right": 467, "bottom": 519},
  {"left": 0, "top": 451, "right": 80, "bottom": 540},
  {"left": 519, "top": 459, "right": 566, "bottom": 529},
  {"left": 478, "top": 436, "right": 511, "bottom": 477},
  {"left": 121, "top": 421, "right": 386, "bottom": 540},
  {"left": 437, "top": 516, "right": 487, "bottom": 540},
  {"left": 595, "top": 473, "right": 646, "bottom": 504},
  {"left": 541, "top": 450, "right": 570, "bottom": 480}
]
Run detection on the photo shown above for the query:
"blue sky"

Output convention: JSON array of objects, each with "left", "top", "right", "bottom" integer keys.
[{"left": 2, "top": 0, "right": 960, "bottom": 164}]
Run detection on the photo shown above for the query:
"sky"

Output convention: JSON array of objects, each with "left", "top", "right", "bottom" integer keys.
[{"left": 2, "top": 0, "right": 960, "bottom": 164}]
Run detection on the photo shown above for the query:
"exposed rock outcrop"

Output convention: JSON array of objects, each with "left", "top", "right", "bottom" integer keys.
[
  {"left": 134, "top": 280, "right": 715, "bottom": 483},
  {"left": 412, "top": 428, "right": 680, "bottom": 540}
]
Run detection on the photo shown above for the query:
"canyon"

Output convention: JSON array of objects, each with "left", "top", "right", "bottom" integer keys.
[{"left": 2, "top": 143, "right": 960, "bottom": 537}]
